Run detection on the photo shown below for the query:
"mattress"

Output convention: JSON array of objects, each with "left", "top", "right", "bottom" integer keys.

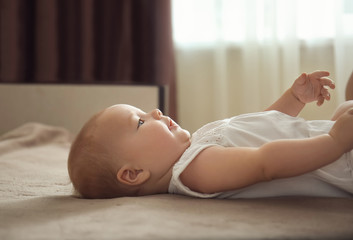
[{"left": 0, "top": 123, "right": 353, "bottom": 240}]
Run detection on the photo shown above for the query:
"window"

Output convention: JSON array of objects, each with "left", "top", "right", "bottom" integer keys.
[{"left": 172, "top": 0, "right": 353, "bottom": 46}]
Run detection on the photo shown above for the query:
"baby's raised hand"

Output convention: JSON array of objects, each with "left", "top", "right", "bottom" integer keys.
[
  {"left": 329, "top": 108, "right": 353, "bottom": 154},
  {"left": 291, "top": 71, "right": 335, "bottom": 106}
]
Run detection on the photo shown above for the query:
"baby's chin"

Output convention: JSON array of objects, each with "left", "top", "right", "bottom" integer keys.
[
  {"left": 184, "top": 130, "right": 192, "bottom": 147},
  {"left": 184, "top": 129, "right": 191, "bottom": 137},
  {"left": 176, "top": 127, "right": 191, "bottom": 147},
  {"left": 182, "top": 128, "right": 191, "bottom": 139}
]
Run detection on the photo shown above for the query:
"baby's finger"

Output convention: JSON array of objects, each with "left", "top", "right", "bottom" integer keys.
[
  {"left": 317, "top": 95, "right": 325, "bottom": 106},
  {"left": 321, "top": 88, "right": 331, "bottom": 101},
  {"left": 310, "top": 70, "right": 330, "bottom": 79},
  {"left": 320, "top": 77, "right": 335, "bottom": 89}
]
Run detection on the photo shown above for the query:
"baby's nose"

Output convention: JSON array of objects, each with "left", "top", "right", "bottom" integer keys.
[{"left": 152, "top": 109, "right": 163, "bottom": 119}]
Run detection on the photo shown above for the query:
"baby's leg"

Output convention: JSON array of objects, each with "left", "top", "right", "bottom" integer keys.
[
  {"left": 331, "top": 100, "right": 353, "bottom": 120},
  {"left": 346, "top": 71, "right": 353, "bottom": 101}
]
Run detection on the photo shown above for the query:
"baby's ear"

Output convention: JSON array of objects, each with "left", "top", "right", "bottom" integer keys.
[{"left": 117, "top": 165, "right": 150, "bottom": 186}]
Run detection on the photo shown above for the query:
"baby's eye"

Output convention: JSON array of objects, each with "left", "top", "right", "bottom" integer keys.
[{"left": 137, "top": 119, "right": 145, "bottom": 128}]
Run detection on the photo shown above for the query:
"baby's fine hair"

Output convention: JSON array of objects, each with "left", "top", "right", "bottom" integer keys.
[{"left": 67, "top": 111, "right": 137, "bottom": 199}]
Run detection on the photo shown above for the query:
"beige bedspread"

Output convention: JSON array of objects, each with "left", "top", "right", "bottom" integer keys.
[{"left": 1, "top": 123, "right": 353, "bottom": 240}]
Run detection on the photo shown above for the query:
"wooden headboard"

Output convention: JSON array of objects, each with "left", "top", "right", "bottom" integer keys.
[{"left": 0, "top": 83, "right": 165, "bottom": 135}]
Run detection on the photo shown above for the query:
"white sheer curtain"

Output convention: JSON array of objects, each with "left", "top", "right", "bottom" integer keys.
[{"left": 172, "top": 0, "right": 353, "bottom": 133}]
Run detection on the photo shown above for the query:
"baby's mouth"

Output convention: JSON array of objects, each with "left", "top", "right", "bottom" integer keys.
[{"left": 169, "top": 118, "right": 177, "bottom": 130}]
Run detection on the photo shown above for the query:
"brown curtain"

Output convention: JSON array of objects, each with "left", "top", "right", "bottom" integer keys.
[{"left": 0, "top": 0, "right": 177, "bottom": 118}]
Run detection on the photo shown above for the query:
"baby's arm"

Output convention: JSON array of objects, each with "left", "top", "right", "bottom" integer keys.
[
  {"left": 181, "top": 109, "right": 353, "bottom": 194},
  {"left": 266, "top": 71, "right": 335, "bottom": 117},
  {"left": 265, "top": 88, "right": 305, "bottom": 117},
  {"left": 181, "top": 135, "right": 341, "bottom": 194},
  {"left": 346, "top": 71, "right": 353, "bottom": 100}
]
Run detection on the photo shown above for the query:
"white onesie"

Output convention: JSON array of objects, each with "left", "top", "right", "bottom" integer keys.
[{"left": 168, "top": 111, "right": 353, "bottom": 198}]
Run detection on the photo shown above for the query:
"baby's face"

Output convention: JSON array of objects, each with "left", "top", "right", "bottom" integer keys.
[{"left": 96, "top": 104, "right": 191, "bottom": 177}]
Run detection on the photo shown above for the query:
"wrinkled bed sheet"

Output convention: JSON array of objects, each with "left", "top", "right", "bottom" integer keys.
[{"left": 0, "top": 123, "right": 353, "bottom": 240}]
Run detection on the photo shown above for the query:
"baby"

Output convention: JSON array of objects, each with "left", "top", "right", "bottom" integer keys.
[{"left": 68, "top": 71, "right": 353, "bottom": 199}]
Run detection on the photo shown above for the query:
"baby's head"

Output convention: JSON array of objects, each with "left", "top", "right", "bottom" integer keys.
[{"left": 68, "top": 104, "right": 191, "bottom": 198}]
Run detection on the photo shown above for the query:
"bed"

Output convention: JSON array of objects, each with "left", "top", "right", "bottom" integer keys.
[{"left": 0, "top": 83, "right": 353, "bottom": 240}]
